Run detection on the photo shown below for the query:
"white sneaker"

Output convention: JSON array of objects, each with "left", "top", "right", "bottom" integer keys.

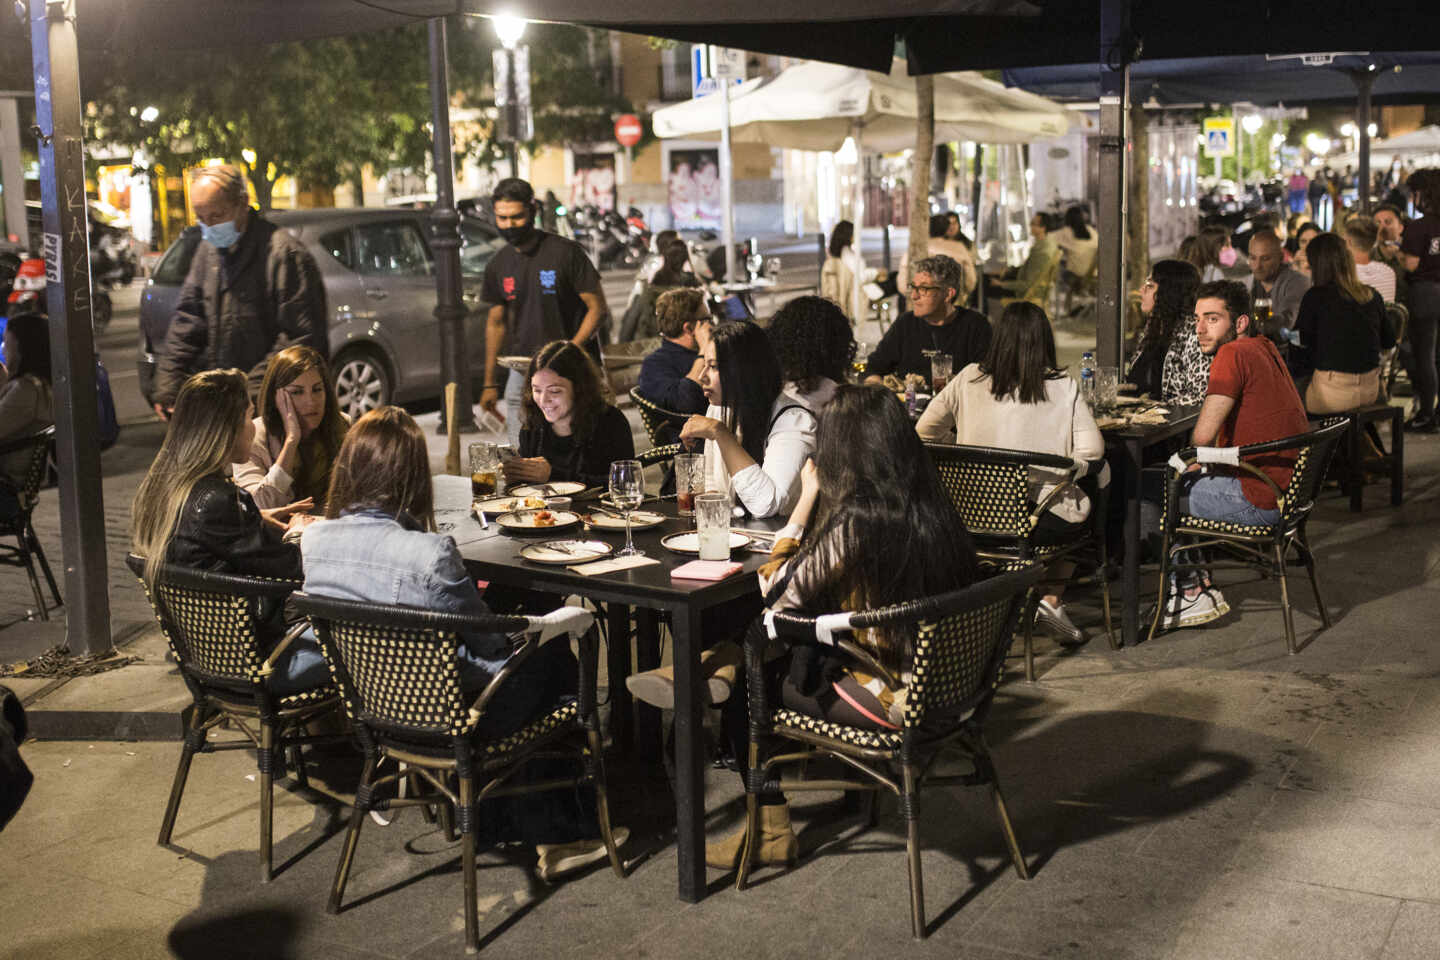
[
  {"left": 1162, "top": 587, "right": 1228, "bottom": 630},
  {"left": 1035, "top": 599, "right": 1087, "bottom": 647}
]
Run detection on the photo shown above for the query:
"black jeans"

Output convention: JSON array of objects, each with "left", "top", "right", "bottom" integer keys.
[{"left": 1404, "top": 280, "right": 1440, "bottom": 418}]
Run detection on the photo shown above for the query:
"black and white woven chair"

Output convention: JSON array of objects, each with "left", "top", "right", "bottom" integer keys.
[
  {"left": 1147, "top": 417, "right": 1347, "bottom": 653},
  {"left": 292, "top": 594, "right": 625, "bottom": 954},
  {"left": 0, "top": 426, "right": 61, "bottom": 619},
  {"left": 629, "top": 387, "right": 691, "bottom": 449},
  {"left": 734, "top": 565, "right": 1041, "bottom": 938},
  {"left": 125, "top": 554, "right": 345, "bottom": 883},
  {"left": 926, "top": 442, "right": 1114, "bottom": 680}
]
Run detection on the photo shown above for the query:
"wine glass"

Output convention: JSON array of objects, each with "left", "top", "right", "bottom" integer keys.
[{"left": 608, "top": 459, "right": 645, "bottom": 558}]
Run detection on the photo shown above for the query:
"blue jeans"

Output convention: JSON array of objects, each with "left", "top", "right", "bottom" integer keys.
[
  {"left": 1183, "top": 473, "right": 1281, "bottom": 527},
  {"left": 504, "top": 368, "right": 526, "bottom": 449}
]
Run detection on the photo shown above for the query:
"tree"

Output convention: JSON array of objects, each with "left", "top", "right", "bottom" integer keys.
[{"left": 907, "top": 76, "right": 936, "bottom": 288}]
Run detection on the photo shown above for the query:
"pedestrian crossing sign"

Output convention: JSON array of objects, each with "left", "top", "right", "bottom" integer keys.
[{"left": 1203, "top": 117, "right": 1235, "bottom": 158}]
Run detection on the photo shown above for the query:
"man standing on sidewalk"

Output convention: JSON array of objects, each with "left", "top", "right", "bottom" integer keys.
[
  {"left": 480, "top": 178, "right": 607, "bottom": 447},
  {"left": 154, "top": 165, "right": 326, "bottom": 417}
]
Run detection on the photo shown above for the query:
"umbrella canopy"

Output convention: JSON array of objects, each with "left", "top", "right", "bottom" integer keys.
[{"left": 653, "top": 59, "right": 1070, "bottom": 151}]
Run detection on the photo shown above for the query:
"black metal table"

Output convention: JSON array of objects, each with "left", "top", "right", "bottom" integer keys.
[
  {"left": 1101, "top": 405, "right": 1201, "bottom": 646},
  {"left": 458, "top": 505, "right": 779, "bottom": 903}
]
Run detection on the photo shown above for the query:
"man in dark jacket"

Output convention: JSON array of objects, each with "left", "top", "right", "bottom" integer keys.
[
  {"left": 863, "top": 254, "right": 992, "bottom": 383},
  {"left": 636, "top": 287, "right": 711, "bottom": 420},
  {"left": 153, "top": 165, "right": 327, "bottom": 416}
]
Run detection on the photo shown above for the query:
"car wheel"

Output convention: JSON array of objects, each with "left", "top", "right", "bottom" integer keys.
[{"left": 333, "top": 347, "right": 391, "bottom": 418}]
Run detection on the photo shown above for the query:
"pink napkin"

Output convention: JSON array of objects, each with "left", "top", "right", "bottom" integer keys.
[{"left": 670, "top": 559, "right": 744, "bottom": 581}]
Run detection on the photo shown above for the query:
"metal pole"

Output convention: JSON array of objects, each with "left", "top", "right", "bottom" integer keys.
[
  {"left": 428, "top": 17, "right": 476, "bottom": 434},
  {"left": 719, "top": 65, "right": 737, "bottom": 285},
  {"left": 972, "top": 144, "right": 985, "bottom": 314},
  {"left": 0, "top": 97, "right": 28, "bottom": 251},
  {"left": 28, "top": 0, "right": 109, "bottom": 653},
  {"left": 1354, "top": 70, "right": 1375, "bottom": 215},
  {"left": 1096, "top": 0, "right": 1131, "bottom": 369},
  {"left": 506, "top": 47, "right": 520, "bottom": 178}
]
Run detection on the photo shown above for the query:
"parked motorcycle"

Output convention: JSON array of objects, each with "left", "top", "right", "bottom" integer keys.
[{"left": 571, "top": 204, "right": 649, "bottom": 270}]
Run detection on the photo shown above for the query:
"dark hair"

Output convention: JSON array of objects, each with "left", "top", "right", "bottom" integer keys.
[
  {"left": 654, "top": 229, "right": 679, "bottom": 253},
  {"left": 1295, "top": 222, "right": 1321, "bottom": 245},
  {"left": 522, "top": 341, "right": 608, "bottom": 443},
  {"left": 767, "top": 296, "right": 856, "bottom": 394},
  {"left": 655, "top": 287, "right": 707, "bottom": 339},
  {"left": 491, "top": 177, "right": 535, "bottom": 207},
  {"left": 324, "top": 406, "right": 434, "bottom": 530},
  {"left": 797, "top": 384, "right": 979, "bottom": 668},
  {"left": 4, "top": 312, "right": 51, "bottom": 383},
  {"left": 1406, "top": 169, "right": 1440, "bottom": 217},
  {"left": 1194, "top": 225, "right": 1229, "bottom": 268},
  {"left": 1343, "top": 215, "right": 1379, "bottom": 250},
  {"left": 652, "top": 240, "right": 698, "bottom": 288},
  {"left": 1138, "top": 259, "right": 1201, "bottom": 357},
  {"left": 1307, "top": 232, "right": 1373, "bottom": 304},
  {"left": 1064, "top": 205, "right": 1091, "bottom": 241},
  {"left": 257, "top": 345, "right": 348, "bottom": 506},
  {"left": 827, "top": 220, "right": 854, "bottom": 259},
  {"left": 1251, "top": 212, "right": 1280, "bottom": 233},
  {"left": 979, "top": 301, "right": 1062, "bottom": 404},
  {"left": 1177, "top": 235, "right": 1200, "bottom": 270},
  {"left": 1195, "top": 280, "right": 1252, "bottom": 334},
  {"left": 1374, "top": 202, "right": 1405, "bottom": 222},
  {"left": 711, "top": 321, "right": 781, "bottom": 464},
  {"left": 928, "top": 213, "right": 951, "bottom": 239}
]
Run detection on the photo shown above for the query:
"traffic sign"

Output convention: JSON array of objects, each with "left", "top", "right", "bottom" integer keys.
[
  {"left": 614, "top": 114, "right": 643, "bottom": 148},
  {"left": 1203, "top": 117, "right": 1235, "bottom": 158}
]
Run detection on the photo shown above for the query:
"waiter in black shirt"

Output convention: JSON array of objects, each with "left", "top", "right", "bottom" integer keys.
[
  {"left": 480, "top": 178, "right": 607, "bottom": 447},
  {"left": 863, "top": 254, "right": 992, "bottom": 385}
]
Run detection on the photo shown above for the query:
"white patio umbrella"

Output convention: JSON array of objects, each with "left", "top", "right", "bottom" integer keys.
[{"left": 655, "top": 58, "right": 1070, "bottom": 318}]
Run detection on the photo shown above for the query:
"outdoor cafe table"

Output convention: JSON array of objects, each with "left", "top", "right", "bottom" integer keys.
[
  {"left": 1101, "top": 403, "right": 1201, "bottom": 647},
  {"left": 457, "top": 503, "right": 781, "bottom": 903}
]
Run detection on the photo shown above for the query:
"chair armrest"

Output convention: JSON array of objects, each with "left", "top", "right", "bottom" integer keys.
[
  {"left": 465, "top": 607, "right": 595, "bottom": 724},
  {"left": 1163, "top": 449, "right": 1287, "bottom": 514},
  {"left": 258, "top": 621, "right": 312, "bottom": 678}
]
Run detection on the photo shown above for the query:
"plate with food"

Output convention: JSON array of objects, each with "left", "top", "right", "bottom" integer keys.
[
  {"left": 473, "top": 494, "right": 548, "bottom": 516},
  {"left": 659, "top": 531, "right": 751, "bottom": 554},
  {"left": 518, "top": 539, "right": 614, "bottom": 565},
  {"left": 581, "top": 509, "right": 666, "bottom": 531},
  {"left": 508, "top": 481, "right": 587, "bottom": 498},
  {"left": 496, "top": 509, "right": 580, "bottom": 534}
]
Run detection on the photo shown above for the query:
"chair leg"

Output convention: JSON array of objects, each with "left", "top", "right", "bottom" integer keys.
[
  {"left": 158, "top": 708, "right": 206, "bottom": 846},
  {"left": 863, "top": 789, "right": 881, "bottom": 830},
  {"left": 588, "top": 730, "right": 627, "bottom": 878},
  {"left": 984, "top": 755, "right": 1029, "bottom": 881},
  {"left": 735, "top": 740, "right": 763, "bottom": 891},
  {"left": 902, "top": 762, "right": 926, "bottom": 939},
  {"left": 1146, "top": 530, "right": 1175, "bottom": 644},
  {"left": 1274, "top": 542, "right": 1297, "bottom": 655},
  {"left": 1097, "top": 540, "right": 1117, "bottom": 650},
  {"left": 328, "top": 756, "right": 375, "bottom": 914},
  {"left": 1296, "top": 536, "right": 1332, "bottom": 629},
  {"left": 30, "top": 524, "right": 61, "bottom": 608},
  {"left": 1391, "top": 410, "right": 1404, "bottom": 507},
  {"left": 459, "top": 774, "right": 480, "bottom": 956},
  {"left": 259, "top": 722, "right": 277, "bottom": 883},
  {"left": 287, "top": 742, "right": 308, "bottom": 790},
  {"left": 17, "top": 530, "right": 47, "bottom": 621},
  {"left": 1022, "top": 591, "right": 1036, "bottom": 683}
]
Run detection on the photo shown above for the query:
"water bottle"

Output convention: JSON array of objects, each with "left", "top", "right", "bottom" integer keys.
[
  {"left": 1079, "top": 351, "right": 1096, "bottom": 407},
  {"left": 905, "top": 379, "right": 918, "bottom": 417}
]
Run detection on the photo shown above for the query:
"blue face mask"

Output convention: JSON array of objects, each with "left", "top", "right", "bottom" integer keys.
[{"left": 201, "top": 219, "right": 241, "bottom": 250}]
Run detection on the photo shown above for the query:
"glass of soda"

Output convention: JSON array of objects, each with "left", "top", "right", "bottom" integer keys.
[
  {"left": 674, "top": 452, "right": 705, "bottom": 516},
  {"left": 469, "top": 442, "right": 501, "bottom": 498},
  {"left": 930, "top": 354, "right": 954, "bottom": 394}
]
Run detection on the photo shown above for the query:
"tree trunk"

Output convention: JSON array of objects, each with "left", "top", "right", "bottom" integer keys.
[
  {"left": 249, "top": 157, "right": 275, "bottom": 213},
  {"left": 907, "top": 75, "right": 935, "bottom": 288},
  {"left": 1125, "top": 101, "right": 1149, "bottom": 342},
  {"left": 350, "top": 168, "right": 367, "bottom": 207}
]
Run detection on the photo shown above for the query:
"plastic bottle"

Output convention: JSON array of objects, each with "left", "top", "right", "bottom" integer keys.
[{"left": 1079, "top": 350, "right": 1096, "bottom": 407}]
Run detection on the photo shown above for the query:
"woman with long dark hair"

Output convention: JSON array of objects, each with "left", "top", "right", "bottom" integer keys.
[
  {"left": 1402, "top": 169, "right": 1440, "bottom": 431},
  {"left": 504, "top": 340, "right": 634, "bottom": 488},
  {"left": 704, "top": 383, "right": 980, "bottom": 868},
  {"left": 1184, "top": 224, "right": 1234, "bottom": 283},
  {"left": 1128, "top": 259, "right": 1207, "bottom": 404},
  {"left": 917, "top": 301, "right": 1106, "bottom": 645},
  {"left": 235, "top": 345, "right": 349, "bottom": 512},
  {"left": 819, "top": 220, "right": 879, "bottom": 321},
  {"left": 1053, "top": 205, "right": 1099, "bottom": 280},
  {"left": 1295, "top": 232, "right": 1395, "bottom": 413}
]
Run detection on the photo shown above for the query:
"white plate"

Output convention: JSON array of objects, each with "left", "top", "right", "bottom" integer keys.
[
  {"left": 496, "top": 509, "right": 581, "bottom": 534},
  {"left": 519, "top": 539, "right": 614, "bottom": 565},
  {"left": 582, "top": 509, "right": 666, "bottom": 531},
  {"left": 473, "top": 495, "right": 548, "bottom": 516},
  {"left": 660, "top": 531, "right": 751, "bottom": 554},
  {"left": 508, "top": 481, "right": 587, "bottom": 498}
]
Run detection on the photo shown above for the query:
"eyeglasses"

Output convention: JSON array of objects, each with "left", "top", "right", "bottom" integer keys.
[
  {"left": 1141, "top": 279, "right": 1157, "bottom": 290},
  {"left": 907, "top": 283, "right": 944, "bottom": 296}
]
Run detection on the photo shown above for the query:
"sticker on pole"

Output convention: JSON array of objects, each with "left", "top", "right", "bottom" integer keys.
[
  {"left": 43, "top": 233, "right": 61, "bottom": 283},
  {"left": 1203, "top": 118, "right": 1235, "bottom": 158}
]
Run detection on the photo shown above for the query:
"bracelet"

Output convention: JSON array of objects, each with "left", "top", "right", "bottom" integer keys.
[{"left": 483, "top": 383, "right": 499, "bottom": 389}]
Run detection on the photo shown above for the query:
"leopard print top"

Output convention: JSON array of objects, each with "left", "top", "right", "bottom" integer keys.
[{"left": 1160, "top": 325, "right": 1211, "bottom": 405}]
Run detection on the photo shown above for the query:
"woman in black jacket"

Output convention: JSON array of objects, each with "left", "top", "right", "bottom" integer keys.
[{"left": 505, "top": 341, "right": 634, "bottom": 489}]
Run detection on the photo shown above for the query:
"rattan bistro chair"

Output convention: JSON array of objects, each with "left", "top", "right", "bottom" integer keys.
[
  {"left": 734, "top": 565, "right": 1042, "bottom": 938},
  {"left": 125, "top": 555, "right": 345, "bottom": 883},
  {"left": 0, "top": 426, "right": 61, "bottom": 619},
  {"left": 925, "top": 442, "right": 1114, "bottom": 680},
  {"left": 629, "top": 387, "right": 692, "bottom": 449},
  {"left": 292, "top": 594, "right": 625, "bottom": 954},
  {"left": 1147, "top": 418, "right": 1347, "bottom": 654}
]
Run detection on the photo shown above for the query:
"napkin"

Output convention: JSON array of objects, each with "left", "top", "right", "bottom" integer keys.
[
  {"left": 568, "top": 555, "right": 662, "bottom": 576},
  {"left": 670, "top": 559, "right": 745, "bottom": 581}
]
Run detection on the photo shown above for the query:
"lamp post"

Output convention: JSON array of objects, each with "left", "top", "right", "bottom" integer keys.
[{"left": 493, "top": 14, "right": 528, "bottom": 178}]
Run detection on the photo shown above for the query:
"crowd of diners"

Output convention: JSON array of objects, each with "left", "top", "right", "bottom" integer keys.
[{"left": 117, "top": 169, "right": 1437, "bottom": 880}]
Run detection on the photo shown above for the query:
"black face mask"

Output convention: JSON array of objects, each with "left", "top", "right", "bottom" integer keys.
[{"left": 499, "top": 222, "right": 536, "bottom": 246}]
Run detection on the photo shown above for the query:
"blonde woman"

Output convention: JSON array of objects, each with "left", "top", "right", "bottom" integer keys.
[
  {"left": 235, "top": 346, "right": 350, "bottom": 511},
  {"left": 131, "top": 369, "right": 321, "bottom": 692}
]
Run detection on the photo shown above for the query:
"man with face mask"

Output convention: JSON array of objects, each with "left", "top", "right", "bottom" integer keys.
[
  {"left": 154, "top": 165, "right": 326, "bottom": 418},
  {"left": 480, "top": 178, "right": 606, "bottom": 446}
]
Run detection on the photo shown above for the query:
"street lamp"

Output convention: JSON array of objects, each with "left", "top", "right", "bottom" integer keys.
[
  {"left": 491, "top": 14, "right": 529, "bottom": 178},
  {"left": 493, "top": 14, "right": 526, "bottom": 50},
  {"left": 1241, "top": 114, "right": 1263, "bottom": 135}
]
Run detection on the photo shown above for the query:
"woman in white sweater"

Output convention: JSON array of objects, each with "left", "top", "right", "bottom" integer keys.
[{"left": 916, "top": 301, "right": 1108, "bottom": 645}]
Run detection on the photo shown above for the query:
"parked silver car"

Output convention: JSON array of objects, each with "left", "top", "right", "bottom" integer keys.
[{"left": 138, "top": 208, "right": 505, "bottom": 414}]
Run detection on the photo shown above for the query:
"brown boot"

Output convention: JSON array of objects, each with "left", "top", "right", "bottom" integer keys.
[
  {"left": 705, "top": 802, "right": 797, "bottom": 870},
  {"left": 625, "top": 642, "right": 744, "bottom": 710}
]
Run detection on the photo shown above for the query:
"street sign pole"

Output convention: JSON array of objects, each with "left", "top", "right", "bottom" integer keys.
[
  {"left": 1096, "top": 0, "right": 1132, "bottom": 370},
  {"left": 28, "top": 0, "right": 109, "bottom": 652},
  {"left": 718, "top": 50, "right": 737, "bottom": 286}
]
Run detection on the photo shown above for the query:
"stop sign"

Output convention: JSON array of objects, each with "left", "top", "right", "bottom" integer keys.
[{"left": 614, "top": 114, "right": 643, "bottom": 148}]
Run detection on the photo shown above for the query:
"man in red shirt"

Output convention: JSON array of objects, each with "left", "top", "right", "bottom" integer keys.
[{"left": 1165, "top": 279, "right": 1310, "bottom": 629}]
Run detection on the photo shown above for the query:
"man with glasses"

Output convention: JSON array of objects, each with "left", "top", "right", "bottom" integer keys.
[{"left": 863, "top": 254, "right": 991, "bottom": 384}]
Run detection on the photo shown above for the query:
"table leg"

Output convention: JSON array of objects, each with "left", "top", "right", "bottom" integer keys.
[
  {"left": 606, "top": 604, "right": 633, "bottom": 754},
  {"left": 635, "top": 609, "right": 662, "bottom": 759},
  {"left": 670, "top": 605, "right": 706, "bottom": 902},
  {"left": 1123, "top": 439, "right": 1143, "bottom": 647},
  {"left": 1391, "top": 409, "right": 1404, "bottom": 506}
]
